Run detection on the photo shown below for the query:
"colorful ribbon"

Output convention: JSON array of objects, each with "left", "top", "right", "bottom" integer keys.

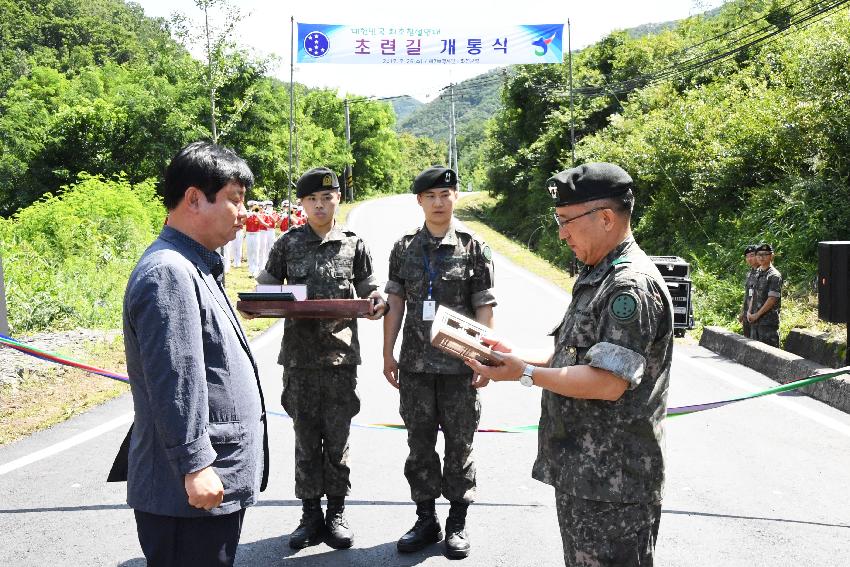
[
  {"left": 2, "top": 334, "right": 847, "bottom": 431},
  {"left": 0, "top": 333, "right": 129, "bottom": 383}
]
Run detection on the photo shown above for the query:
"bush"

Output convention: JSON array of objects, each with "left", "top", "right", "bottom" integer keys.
[{"left": 0, "top": 174, "right": 165, "bottom": 333}]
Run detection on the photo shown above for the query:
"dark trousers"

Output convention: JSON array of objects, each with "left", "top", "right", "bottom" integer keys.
[
  {"left": 134, "top": 508, "right": 246, "bottom": 567},
  {"left": 555, "top": 492, "right": 660, "bottom": 567},
  {"left": 281, "top": 366, "right": 360, "bottom": 499},
  {"left": 399, "top": 370, "right": 481, "bottom": 503}
]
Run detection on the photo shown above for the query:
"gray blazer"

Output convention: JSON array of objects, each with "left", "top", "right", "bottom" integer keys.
[{"left": 120, "top": 227, "right": 268, "bottom": 517}]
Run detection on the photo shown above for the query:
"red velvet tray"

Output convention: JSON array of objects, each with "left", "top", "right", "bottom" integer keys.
[{"left": 236, "top": 299, "right": 372, "bottom": 319}]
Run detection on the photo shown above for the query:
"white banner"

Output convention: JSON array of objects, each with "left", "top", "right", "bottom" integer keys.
[{"left": 297, "top": 23, "right": 564, "bottom": 65}]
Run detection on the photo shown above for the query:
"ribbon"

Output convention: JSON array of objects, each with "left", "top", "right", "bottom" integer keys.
[
  {"left": 0, "top": 333, "right": 129, "bottom": 383},
  {"left": 2, "top": 334, "right": 847, "bottom": 431}
]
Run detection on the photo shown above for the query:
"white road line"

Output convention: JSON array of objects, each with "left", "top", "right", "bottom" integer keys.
[
  {"left": 675, "top": 352, "right": 850, "bottom": 438},
  {"left": 0, "top": 331, "right": 283, "bottom": 476},
  {"left": 0, "top": 412, "right": 133, "bottom": 476}
]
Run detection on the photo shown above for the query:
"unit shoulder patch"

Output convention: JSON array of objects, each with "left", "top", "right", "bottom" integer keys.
[
  {"left": 609, "top": 291, "right": 640, "bottom": 323},
  {"left": 482, "top": 245, "right": 492, "bottom": 262}
]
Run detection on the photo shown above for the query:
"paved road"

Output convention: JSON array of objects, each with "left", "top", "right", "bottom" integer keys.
[{"left": 1, "top": 193, "right": 849, "bottom": 566}]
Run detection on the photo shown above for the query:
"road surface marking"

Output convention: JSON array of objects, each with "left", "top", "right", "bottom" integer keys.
[
  {"left": 675, "top": 352, "right": 850, "bottom": 437},
  {"left": 0, "top": 326, "right": 284, "bottom": 476}
]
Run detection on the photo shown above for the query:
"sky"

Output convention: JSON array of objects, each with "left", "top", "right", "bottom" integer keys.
[{"left": 133, "top": 0, "right": 727, "bottom": 101}]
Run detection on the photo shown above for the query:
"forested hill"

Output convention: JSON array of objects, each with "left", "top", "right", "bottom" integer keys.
[
  {"left": 483, "top": 0, "right": 850, "bottom": 337},
  {"left": 0, "top": 0, "right": 448, "bottom": 334},
  {"left": 396, "top": 68, "right": 506, "bottom": 142},
  {"left": 0, "top": 0, "right": 447, "bottom": 216},
  {"left": 389, "top": 95, "right": 424, "bottom": 124}
]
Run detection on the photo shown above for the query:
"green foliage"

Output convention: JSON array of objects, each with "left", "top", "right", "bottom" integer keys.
[
  {"left": 0, "top": 175, "right": 165, "bottom": 332},
  {"left": 484, "top": 1, "right": 850, "bottom": 335}
]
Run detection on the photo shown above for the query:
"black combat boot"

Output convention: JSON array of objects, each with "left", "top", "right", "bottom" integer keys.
[
  {"left": 444, "top": 501, "right": 470, "bottom": 559},
  {"left": 397, "top": 499, "right": 443, "bottom": 553},
  {"left": 288, "top": 498, "right": 325, "bottom": 549},
  {"left": 325, "top": 496, "right": 354, "bottom": 549}
]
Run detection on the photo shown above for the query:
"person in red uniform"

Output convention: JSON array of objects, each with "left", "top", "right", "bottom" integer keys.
[{"left": 245, "top": 202, "right": 270, "bottom": 277}]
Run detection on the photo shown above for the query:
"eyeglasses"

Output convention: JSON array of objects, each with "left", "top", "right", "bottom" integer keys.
[
  {"left": 553, "top": 207, "right": 609, "bottom": 228},
  {"left": 756, "top": 251, "right": 772, "bottom": 257}
]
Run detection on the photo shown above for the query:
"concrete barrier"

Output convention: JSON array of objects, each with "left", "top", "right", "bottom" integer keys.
[
  {"left": 699, "top": 326, "right": 850, "bottom": 414},
  {"left": 784, "top": 328, "right": 846, "bottom": 369}
]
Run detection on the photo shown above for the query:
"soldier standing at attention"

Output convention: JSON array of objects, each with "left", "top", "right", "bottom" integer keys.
[
  {"left": 252, "top": 167, "right": 387, "bottom": 550},
  {"left": 739, "top": 245, "right": 759, "bottom": 337},
  {"left": 467, "top": 163, "right": 673, "bottom": 567},
  {"left": 382, "top": 165, "right": 496, "bottom": 560},
  {"left": 748, "top": 243, "right": 782, "bottom": 347}
]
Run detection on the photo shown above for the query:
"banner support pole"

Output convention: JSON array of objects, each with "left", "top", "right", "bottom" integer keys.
[
  {"left": 568, "top": 18, "right": 575, "bottom": 168},
  {"left": 288, "top": 15, "right": 294, "bottom": 224}
]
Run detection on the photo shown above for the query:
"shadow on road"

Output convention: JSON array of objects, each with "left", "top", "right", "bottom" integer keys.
[
  {"left": 0, "top": 498, "right": 542, "bottom": 515},
  {"left": 662, "top": 508, "right": 850, "bottom": 529},
  {"left": 237, "top": 537, "right": 447, "bottom": 566}
]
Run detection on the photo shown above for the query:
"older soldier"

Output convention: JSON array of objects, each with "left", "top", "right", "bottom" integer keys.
[
  {"left": 382, "top": 165, "right": 496, "bottom": 559},
  {"left": 739, "top": 245, "right": 759, "bottom": 337},
  {"left": 467, "top": 163, "right": 673, "bottom": 567},
  {"left": 747, "top": 243, "right": 782, "bottom": 347},
  {"left": 254, "top": 167, "right": 386, "bottom": 550}
]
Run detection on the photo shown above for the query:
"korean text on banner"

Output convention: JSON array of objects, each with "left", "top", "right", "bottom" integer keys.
[{"left": 297, "top": 23, "right": 564, "bottom": 65}]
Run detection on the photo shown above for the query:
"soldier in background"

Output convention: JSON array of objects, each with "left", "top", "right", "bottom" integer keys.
[
  {"left": 382, "top": 166, "right": 496, "bottom": 560},
  {"left": 739, "top": 245, "right": 759, "bottom": 337},
  {"left": 253, "top": 167, "right": 386, "bottom": 550},
  {"left": 748, "top": 243, "right": 782, "bottom": 347},
  {"left": 467, "top": 163, "right": 673, "bottom": 567}
]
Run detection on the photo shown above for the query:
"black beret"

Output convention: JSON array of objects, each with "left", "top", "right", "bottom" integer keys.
[
  {"left": 744, "top": 245, "right": 758, "bottom": 255},
  {"left": 546, "top": 163, "right": 633, "bottom": 207},
  {"left": 296, "top": 167, "right": 339, "bottom": 198},
  {"left": 756, "top": 243, "right": 773, "bottom": 253},
  {"left": 412, "top": 166, "right": 457, "bottom": 194}
]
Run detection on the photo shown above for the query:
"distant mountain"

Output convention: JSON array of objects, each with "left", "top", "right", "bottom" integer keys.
[
  {"left": 390, "top": 96, "right": 424, "bottom": 124},
  {"left": 395, "top": 67, "right": 507, "bottom": 141}
]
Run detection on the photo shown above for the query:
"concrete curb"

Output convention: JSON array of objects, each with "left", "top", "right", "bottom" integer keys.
[{"left": 699, "top": 326, "right": 850, "bottom": 414}]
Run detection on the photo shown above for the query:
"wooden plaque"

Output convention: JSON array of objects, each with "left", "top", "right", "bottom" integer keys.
[{"left": 236, "top": 299, "right": 373, "bottom": 319}]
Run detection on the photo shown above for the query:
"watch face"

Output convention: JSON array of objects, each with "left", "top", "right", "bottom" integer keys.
[{"left": 520, "top": 374, "right": 533, "bottom": 387}]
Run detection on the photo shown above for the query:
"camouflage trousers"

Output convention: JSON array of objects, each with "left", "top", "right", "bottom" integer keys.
[
  {"left": 281, "top": 366, "right": 360, "bottom": 499},
  {"left": 555, "top": 492, "right": 661, "bottom": 567},
  {"left": 750, "top": 324, "right": 779, "bottom": 347},
  {"left": 399, "top": 370, "right": 480, "bottom": 503}
]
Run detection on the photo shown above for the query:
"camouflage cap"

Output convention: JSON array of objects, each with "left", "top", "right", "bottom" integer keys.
[
  {"left": 546, "top": 162, "right": 633, "bottom": 207},
  {"left": 744, "top": 244, "right": 758, "bottom": 255},
  {"left": 756, "top": 243, "right": 774, "bottom": 253},
  {"left": 296, "top": 167, "right": 340, "bottom": 198},
  {"left": 412, "top": 165, "right": 458, "bottom": 194}
]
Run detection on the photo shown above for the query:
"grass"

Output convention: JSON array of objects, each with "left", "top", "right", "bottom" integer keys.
[
  {"left": 455, "top": 192, "right": 576, "bottom": 293},
  {"left": 0, "top": 198, "right": 369, "bottom": 446},
  {"left": 0, "top": 334, "right": 129, "bottom": 445}
]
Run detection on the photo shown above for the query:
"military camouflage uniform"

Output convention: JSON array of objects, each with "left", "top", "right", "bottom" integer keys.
[
  {"left": 385, "top": 223, "right": 496, "bottom": 504},
  {"left": 749, "top": 265, "right": 782, "bottom": 348},
  {"left": 261, "top": 222, "right": 379, "bottom": 499},
  {"left": 742, "top": 267, "right": 758, "bottom": 338},
  {"left": 533, "top": 238, "right": 672, "bottom": 567}
]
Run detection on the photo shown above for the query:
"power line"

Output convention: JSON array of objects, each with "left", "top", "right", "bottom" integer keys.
[{"left": 562, "top": 0, "right": 849, "bottom": 98}]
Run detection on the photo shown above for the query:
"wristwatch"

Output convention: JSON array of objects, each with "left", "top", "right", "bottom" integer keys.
[{"left": 520, "top": 364, "right": 535, "bottom": 387}]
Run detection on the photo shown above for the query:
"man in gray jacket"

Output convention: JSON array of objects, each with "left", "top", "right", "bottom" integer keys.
[{"left": 121, "top": 141, "right": 268, "bottom": 566}]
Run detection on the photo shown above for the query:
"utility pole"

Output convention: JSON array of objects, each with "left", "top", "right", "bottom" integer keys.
[
  {"left": 447, "top": 83, "right": 458, "bottom": 174},
  {"left": 0, "top": 253, "right": 8, "bottom": 335},
  {"left": 344, "top": 98, "right": 353, "bottom": 202}
]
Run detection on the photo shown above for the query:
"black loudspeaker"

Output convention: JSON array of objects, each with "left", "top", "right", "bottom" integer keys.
[{"left": 818, "top": 241, "right": 850, "bottom": 323}]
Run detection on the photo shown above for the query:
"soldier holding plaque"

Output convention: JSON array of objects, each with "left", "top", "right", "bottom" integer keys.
[
  {"left": 255, "top": 167, "right": 386, "bottom": 550},
  {"left": 382, "top": 165, "right": 496, "bottom": 559}
]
